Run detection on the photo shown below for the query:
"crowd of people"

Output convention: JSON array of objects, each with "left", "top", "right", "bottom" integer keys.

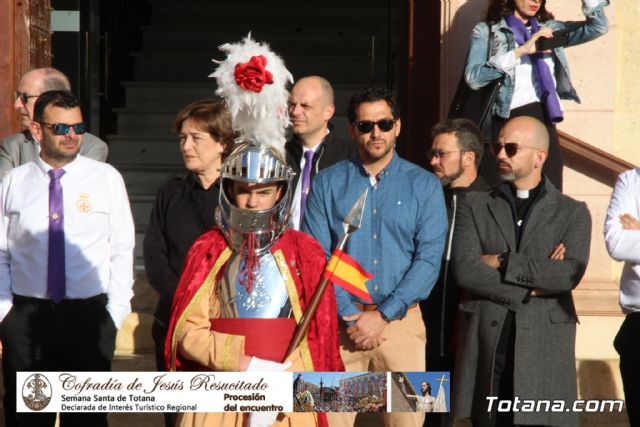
[{"left": 0, "top": 0, "right": 631, "bottom": 427}]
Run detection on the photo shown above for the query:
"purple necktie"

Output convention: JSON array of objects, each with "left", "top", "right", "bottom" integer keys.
[
  {"left": 47, "top": 169, "right": 66, "bottom": 303},
  {"left": 299, "top": 150, "right": 315, "bottom": 224}
]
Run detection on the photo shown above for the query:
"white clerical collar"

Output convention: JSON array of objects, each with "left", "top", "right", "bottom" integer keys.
[{"left": 516, "top": 189, "right": 530, "bottom": 199}]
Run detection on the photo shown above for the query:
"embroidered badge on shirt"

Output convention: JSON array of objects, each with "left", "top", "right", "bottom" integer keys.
[{"left": 76, "top": 193, "right": 92, "bottom": 213}]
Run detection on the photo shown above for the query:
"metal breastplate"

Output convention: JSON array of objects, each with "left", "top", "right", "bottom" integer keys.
[{"left": 218, "top": 251, "right": 292, "bottom": 319}]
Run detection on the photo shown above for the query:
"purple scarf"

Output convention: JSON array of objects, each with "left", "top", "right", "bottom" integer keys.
[{"left": 505, "top": 14, "right": 563, "bottom": 124}]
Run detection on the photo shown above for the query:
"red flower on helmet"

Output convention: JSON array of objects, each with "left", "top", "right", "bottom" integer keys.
[{"left": 234, "top": 55, "right": 274, "bottom": 93}]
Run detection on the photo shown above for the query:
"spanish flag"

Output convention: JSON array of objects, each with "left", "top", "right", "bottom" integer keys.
[{"left": 323, "top": 249, "right": 374, "bottom": 303}]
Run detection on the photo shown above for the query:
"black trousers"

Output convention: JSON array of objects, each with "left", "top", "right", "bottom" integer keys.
[
  {"left": 0, "top": 294, "right": 116, "bottom": 427},
  {"left": 152, "top": 318, "right": 177, "bottom": 427},
  {"left": 614, "top": 312, "right": 640, "bottom": 427},
  {"left": 479, "top": 102, "right": 564, "bottom": 192}
]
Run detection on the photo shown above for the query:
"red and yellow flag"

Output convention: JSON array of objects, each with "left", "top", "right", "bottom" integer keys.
[{"left": 323, "top": 249, "right": 374, "bottom": 303}]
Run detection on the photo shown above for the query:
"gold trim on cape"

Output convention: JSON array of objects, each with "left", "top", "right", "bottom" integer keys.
[
  {"left": 273, "top": 250, "right": 315, "bottom": 371},
  {"left": 170, "top": 247, "right": 233, "bottom": 371}
]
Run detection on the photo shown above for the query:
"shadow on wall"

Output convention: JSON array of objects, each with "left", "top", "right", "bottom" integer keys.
[
  {"left": 440, "top": 1, "right": 488, "bottom": 116},
  {"left": 576, "top": 359, "right": 629, "bottom": 426}
]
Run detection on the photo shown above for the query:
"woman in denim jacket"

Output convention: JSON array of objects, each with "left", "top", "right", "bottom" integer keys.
[{"left": 465, "top": 0, "right": 609, "bottom": 190}]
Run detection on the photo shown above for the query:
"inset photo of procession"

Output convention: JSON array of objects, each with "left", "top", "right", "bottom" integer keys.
[
  {"left": 292, "top": 372, "right": 387, "bottom": 413},
  {"left": 390, "top": 372, "right": 450, "bottom": 413}
]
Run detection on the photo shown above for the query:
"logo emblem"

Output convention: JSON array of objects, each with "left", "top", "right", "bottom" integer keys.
[
  {"left": 76, "top": 193, "right": 92, "bottom": 213},
  {"left": 22, "top": 373, "right": 52, "bottom": 411}
]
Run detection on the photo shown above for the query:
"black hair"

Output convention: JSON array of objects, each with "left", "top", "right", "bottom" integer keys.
[
  {"left": 430, "top": 118, "right": 484, "bottom": 167},
  {"left": 33, "top": 90, "right": 80, "bottom": 123},
  {"left": 347, "top": 87, "right": 398, "bottom": 124}
]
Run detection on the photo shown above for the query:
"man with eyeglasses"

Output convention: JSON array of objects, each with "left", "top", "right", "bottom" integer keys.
[
  {"left": 285, "top": 75, "right": 357, "bottom": 230},
  {"left": 1, "top": 67, "right": 108, "bottom": 178},
  {"left": 422, "top": 118, "right": 489, "bottom": 426},
  {"left": 451, "top": 116, "right": 591, "bottom": 427},
  {"left": 0, "top": 90, "right": 134, "bottom": 427},
  {"left": 303, "top": 87, "right": 447, "bottom": 427}
]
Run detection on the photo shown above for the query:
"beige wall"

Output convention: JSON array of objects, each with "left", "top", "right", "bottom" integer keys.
[{"left": 439, "top": 0, "right": 631, "bottom": 316}]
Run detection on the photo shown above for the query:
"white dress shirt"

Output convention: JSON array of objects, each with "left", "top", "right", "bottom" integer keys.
[
  {"left": 0, "top": 155, "right": 135, "bottom": 328},
  {"left": 604, "top": 168, "right": 640, "bottom": 313},
  {"left": 492, "top": 46, "right": 560, "bottom": 111}
]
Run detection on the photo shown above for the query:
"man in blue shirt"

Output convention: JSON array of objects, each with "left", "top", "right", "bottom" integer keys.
[{"left": 303, "top": 87, "right": 447, "bottom": 427}]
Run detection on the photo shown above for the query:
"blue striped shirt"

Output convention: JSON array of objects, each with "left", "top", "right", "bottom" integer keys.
[{"left": 302, "top": 152, "right": 447, "bottom": 321}]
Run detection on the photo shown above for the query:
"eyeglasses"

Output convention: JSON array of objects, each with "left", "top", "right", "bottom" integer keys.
[
  {"left": 354, "top": 119, "right": 396, "bottom": 133},
  {"left": 39, "top": 122, "right": 87, "bottom": 136},
  {"left": 15, "top": 91, "right": 39, "bottom": 104},
  {"left": 489, "top": 142, "right": 536, "bottom": 157},
  {"left": 427, "top": 149, "right": 464, "bottom": 160}
]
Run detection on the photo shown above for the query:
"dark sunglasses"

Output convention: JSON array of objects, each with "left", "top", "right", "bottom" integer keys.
[
  {"left": 490, "top": 142, "right": 536, "bottom": 158},
  {"left": 39, "top": 122, "right": 87, "bottom": 136},
  {"left": 354, "top": 119, "right": 395, "bottom": 133},
  {"left": 15, "top": 91, "right": 39, "bottom": 104}
]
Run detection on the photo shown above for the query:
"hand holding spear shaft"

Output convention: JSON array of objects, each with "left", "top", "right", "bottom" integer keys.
[{"left": 283, "top": 188, "right": 369, "bottom": 361}]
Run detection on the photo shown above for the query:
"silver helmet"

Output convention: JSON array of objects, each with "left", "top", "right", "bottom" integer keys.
[{"left": 216, "top": 141, "right": 294, "bottom": 254}]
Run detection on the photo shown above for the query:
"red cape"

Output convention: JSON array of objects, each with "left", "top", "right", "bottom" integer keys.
[{"left": 165, "top": 227, "right": 344, "bottom": 372}]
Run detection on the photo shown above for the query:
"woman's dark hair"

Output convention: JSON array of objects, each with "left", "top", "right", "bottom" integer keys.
[
  {"left": 486, "top": 0, "right": 554, "bottom": 24},
  {"left": 173, "top": 98, "right": 237, "bottom": 159}
]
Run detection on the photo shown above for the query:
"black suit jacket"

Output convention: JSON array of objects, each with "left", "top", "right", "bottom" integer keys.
[{"left": 285, "top": 131, "right": 358, "bottom": 192}]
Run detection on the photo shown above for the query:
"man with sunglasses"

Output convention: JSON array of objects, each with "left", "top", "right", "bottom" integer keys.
[
  {"left": 303, "top": 87, "right": 447, "bottom": 427},
  {"left": 285, "top": 76, "right": 356, "bottom": 230},
  {"left": 0, "top": 90, "right": 134, "bottom": 427},
  {"left": 422, "top": 118, "right": 489, "bottom": 427},
  {"left": 451, "top": 116, "right": 591, "bottom": 427},
  {"left": 0, "top": 67, "right": 108, "bottom": 178}
]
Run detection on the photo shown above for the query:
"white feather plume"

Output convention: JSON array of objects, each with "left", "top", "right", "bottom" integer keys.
[{"left": 210, "top": 33, "right": 293, "bottom": 155}]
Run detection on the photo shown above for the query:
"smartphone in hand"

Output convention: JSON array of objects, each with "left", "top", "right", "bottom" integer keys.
[{"left": 535, "top": 29, "right": 570, "bottom": 51}]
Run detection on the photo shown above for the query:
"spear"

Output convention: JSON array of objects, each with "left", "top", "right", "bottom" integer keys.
[{"left": 283, "top": 188, "right": 369, "bottom": 360}]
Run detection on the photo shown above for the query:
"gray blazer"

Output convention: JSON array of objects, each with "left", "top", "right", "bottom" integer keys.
[
  {"left": 0, "top": 131, "right": 108, "bottom": 177},
  {"left": 451, "top": 181, "right": 591, "bottom": 427}
]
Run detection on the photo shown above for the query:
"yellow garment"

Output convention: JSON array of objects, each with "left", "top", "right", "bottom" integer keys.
[{"left": 174, "top": 257, "right": 318, "bottom": 427}]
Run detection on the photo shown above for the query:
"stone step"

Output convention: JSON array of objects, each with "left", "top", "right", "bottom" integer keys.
[
  {"left": 111, "top": 106, "right": 351, "bottom": 141},
  {"left": 117, "top": 164, "right": 182, "bottom": 196},
  {"left": 121, "top": 81, "right": 362, "bottom": 111},
  {"left": 135, "top": 231, "right": 145, "bottom": 268},
  {"left": 149, "top": 2, "right": 394, "bottom": 28},
  {"left": 121, "top": 81, "right": 215, "bottom": 109},
  {"left": 140, "top": 25, "right": 391, "bottom": 56},
  {"left": 108, "top": 137, "right": 182, "bottom": 166},
  {"left": 132, "top": 52, "right": 390, "bottom": 84},
  {"left": 113, "top": 108, "right": 177, "bottom": 136},
  {"left": 130, "top": 194, "right": 155, "bottom": 227}
]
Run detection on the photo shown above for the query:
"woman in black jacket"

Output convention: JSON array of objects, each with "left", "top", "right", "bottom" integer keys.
[{"left": 143, "top": 98, "right": 235, "bottom": 426}]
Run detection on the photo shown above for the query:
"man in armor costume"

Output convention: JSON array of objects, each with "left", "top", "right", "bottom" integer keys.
[{"left": 165, "top": 142, "right": 343, "bottom": 427}]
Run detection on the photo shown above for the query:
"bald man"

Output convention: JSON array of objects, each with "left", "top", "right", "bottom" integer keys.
[
  {"left": 285, "top": 75, "right": 356, "bottom": 229},
  {"left": 1, "top": 68, "right": 108, "bottom": 177},
  {"left": 451, "top": 116, "right": 591, "bottom": 427}
]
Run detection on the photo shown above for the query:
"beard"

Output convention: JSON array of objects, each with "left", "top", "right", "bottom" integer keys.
[
  {"left": 437, "top": 158, "right": 464, "bottom": 187},
  {"left": 498, "top": 161, "right": 529, "bottom": 182}
]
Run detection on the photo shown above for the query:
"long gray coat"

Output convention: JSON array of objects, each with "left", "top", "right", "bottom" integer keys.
[{"left": 451, "top": 181, "right": 591, "bottom": 427}]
